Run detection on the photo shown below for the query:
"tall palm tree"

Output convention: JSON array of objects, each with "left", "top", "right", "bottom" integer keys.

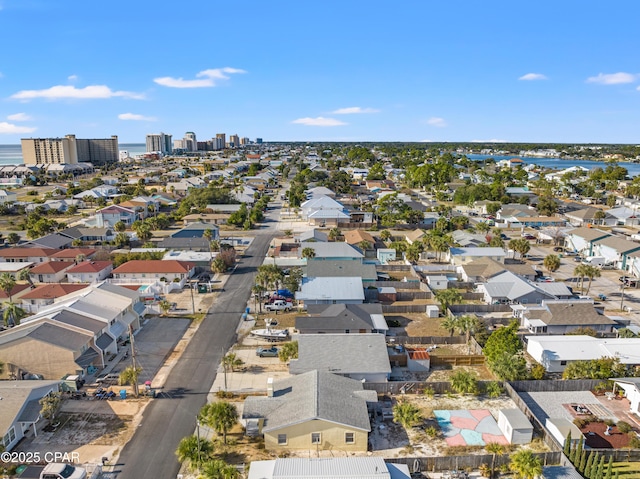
[
  {"left": 543, "top": 254, "right": 561, "bottom": 272},
  {"left": 175, "top": 435, "right": 213, "bottom": 469},
  {"left": 583, "top": 265, "right": 601, "bottom": 295},
  {"left": 119, "top": 366, "right": 142, "bottom": 397},
  {"left": 199, "top": 459, "right": 238, "bottom": 479},
  {"left": 456, "top": 314, "right": 480, "bottom": 344},
  {"left": 301, "top": 247, "right": 316, "bottom": 260},
  {"left": 199, "top": 401, "right": 238, "bottom": 445},
  {"left": 0, "top": 273, "right": 16, "bottom": 303},
  {"left": 486, "top": 442, "right": 505, "bottom": 479},
  {"left": 574, "top": 264, "right": 587, "bottom": 293}
]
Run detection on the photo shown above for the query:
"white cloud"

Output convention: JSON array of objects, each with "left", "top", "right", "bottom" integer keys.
[
  {"left": 427, "top": 117, "right": 447, "bottom": 127},
  {"left": 0, "top": 122, "right": 36, "bottom": 134},
  {"left": 331, "top": 106, "right": 380, "bottom": 114},
  {"left": 471, "top": 139, "right": 508, "bottom": 143},
  {"left": 519, "top": 73, "right": 547, "bottom": 81},
  {"left": 118, "top": 112, "right": 157, "bottom": 121},
  {"left": 67, "top": 74, "right": 78, "bottom": 81},
  {"left": 10, "top": 84, "right": 145, "bottom": 101},
  {"left": 586, "top": 72, "right": 638, "bottom": 85},
  {"left": 291, "top": 117, "right": 347, "bottom": 127},
  {"left": 7, "top": 112, "right": 31, "bottom": 121},
  {"left": 153, "top": 67, "right": 246, "bottom": 88}
]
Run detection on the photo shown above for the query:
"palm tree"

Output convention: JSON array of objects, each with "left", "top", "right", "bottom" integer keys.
[
  {"left": 119, "top": 366, "right": 142, "bottom": 397},
  {"left": 175, "top": 435, "right": 213, "bottom": 470},
  {"left": 441, "top": 315, "right": 459, "bottom": 337},
  {"left": 514, "top": 238, "right": 531, "bottom": 260},
  {"left": 223, "top": 353, "right": 243, "bottom": 372},
  {"left": 0, "top": 272, "right": 16, "bottom": 302},
  {"left": 301, "top": 247, "right": 316, "bottom": 260},
  {"left": 380, "top": 229, "right": 392, "bottom": 242},
  {"left": 476, "top": 221, "right": 491, "bottom": 233},
  {"left": 450, "top": 370, "right": 478, "bottom": 394},
  {"left": 358, "top": 240, "right": 372, "bottom": 252},
  {"left": 392, "top": 402, "right": 422, "bottom": 428},
  {"left": 456, "top": 314, "right": 480, "bottom": 344},
  {"left": 543, "top": 254, "right": 561, "bottom": 272},
  {"left": 583, "top": 265, "right": 601, "bottom": 295},
  {"left": 509, "top": 449, "right": 542, "bottom": 479},
  {"left": 574, "top": 264, "right": 587, "bottom": 293},
  {"left": 159, "top": 300, "right": 172, "bottom": 316},
  {"left": 435, "top": 289, "right": 463, "bottom": 315},
  {"left": 486, "top": 442, "right": 505, "bottom": 479},
  {"left": 199, "top": 401, "right": 238, "bottom": 445},
  {"left": 199, "top": 459, "right": 238, "bottom": 479},
  {"left": 3, "top": 302, "right": 26, "bottom": 327},
  {"left": 328, "top": 227, "right": 342, "bottom": 241},
  {"left": 114, "top": 232, "right": 129, "bottom": 247}
]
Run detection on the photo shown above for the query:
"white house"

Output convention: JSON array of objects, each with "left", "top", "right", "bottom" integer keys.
[
  {"left": 447, "top": 247, "right": 506, "bottom": 265},
  {"left": 66, "top": 261, "right": 114, "bottom": 283},
  {"left": 611, "top": 378, "right": 640, "bottom": 415},
  {"left": 295, "top": 277, "right": 365, "bottom": 306}
]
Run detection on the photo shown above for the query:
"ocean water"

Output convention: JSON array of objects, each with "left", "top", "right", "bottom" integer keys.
[{"left": 0, "top": 143, "right": 147, "bottom": 165}]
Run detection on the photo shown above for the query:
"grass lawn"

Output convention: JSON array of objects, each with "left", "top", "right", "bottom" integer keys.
[{"left": 613, "top": 462, "right": 640, "bottom": 478}]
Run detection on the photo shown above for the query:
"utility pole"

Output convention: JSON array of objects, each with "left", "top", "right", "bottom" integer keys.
[
  {"left": 190, "top": 280, "right": 195, "bottom": 314},
  {"left": 129, "top": 324, "right": 139, "bottom": 397},
  {"left": 222, "top": 347, "right": 228, "bottom": 390},
  {"left": 196, "top": 416, "right": 201, "bottom": 469},
  {"left": 621, "top": 280, "right": 626, "bottom": 312}
]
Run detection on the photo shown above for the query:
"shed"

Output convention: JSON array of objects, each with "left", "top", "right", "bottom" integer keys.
[
  {"left": 497, "top": 408, "right": 533, "bottom": 444},
  {"left": 545, "top": 418, "right": 582, "bottom": 448},
  {"left": 407, "top": 349, "right": 430, "bottom": 372},
  {"left": 378, "top": 287, "right": 397, "bottom": 303},
  {"left": 426, "top": 275, "right": 448, "bottom": 290},
  {"left": 426, "top": 305, "right": 440, "bottom": 318}
]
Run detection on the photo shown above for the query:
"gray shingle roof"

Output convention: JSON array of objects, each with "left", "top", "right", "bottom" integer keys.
[
  {"left": 289, "top": 334, "right": 391, "bottom": 376},
  {"left": 50, "top": 310, "right": 105, "bottom": 333},
  {"left": 27, "top": 322, "right": 92, "bottom": 351},
  {"left": 305, "top": 261, "right": 377, "bottom": 281},
  {"left": 539, "top": 302, "right": 616, "bottom": 326},
  {"left": 242, "top": 370, "right": 375, "bottom": 433},
  {"left": 297, "top": 304, "right": 384, "bottom": 331}
]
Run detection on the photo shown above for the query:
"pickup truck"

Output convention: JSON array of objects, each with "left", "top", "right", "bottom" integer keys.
[{"left": 265, "top": 300, "right": 292, "bottom": 312}]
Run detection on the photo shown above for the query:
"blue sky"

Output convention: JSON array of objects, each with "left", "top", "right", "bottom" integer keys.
[{"left": 1, "top": 0, "right": 640, "bottom": 144}]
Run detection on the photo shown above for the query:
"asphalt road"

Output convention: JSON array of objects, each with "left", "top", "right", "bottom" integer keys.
[{"left": 115, "top": 231, "right": 275, "bottom": 479}]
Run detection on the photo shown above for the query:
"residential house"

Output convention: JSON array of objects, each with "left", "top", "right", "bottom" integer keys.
[
  {"left": 157, "top": 236, "right": 211, "bottom": 252},
  {"left": 306, "top": 186, "right": 336, "bottom": 199},
  {"left": 0, "top": 189, "right": 17, "bottom": 204},
  {"left": 118, "top": 195, "right": 160, "bottom": 219},
  {"left": 0, "top": 262, "right": 34, "bottom": 280},
  {"left": 478, "top": 271, "right": 571, "bottom": 305},
  {"left": 343, "top": 230, "right": 376, "bottom": 247},
  {"left": 22, "top": 233, "right": 74, "bottom": 250},
  {"left": 565, "top": 207, "right": 614, "bottom": 227},
  {"left": 296, "top": 303, "right": 388, "bottom": 335},
  {"left": 301, "top": 196, "right": 349, "bottom": 226},
  {"left": 503, "top": 216, "right": 567, "bottom": 228},
  {"left": 0, "top": 380, "right": 61, "bottom": 451},
  {"left": 170, "top": 222, "right": 219, "bottom": 240},
  {"left": 458, "top": 257, "right": 537, "bottom": 283},
  {"left": 377, "top": 248, "right": 396, "bottom": 264},
  {"left": 305, "top": 261, "right": 378, "bottom": 282},
  {"left": 66, "top": 261, "right": 114, "bottom": 284},
  {"left": 607, "top": 206, "right": 640, "bottom": 227},
  {"left": 233, "top": 185, "right": 257, "bottom": 204},
  {"left": 73, "top": 185, "right": 118, "bottom": 201},
  {"left": 519, "top": 301, "right": 618, "bottom": 335},
  {"left": 289, "top": 334, "right": 391, "bottom": 382},
  {"left": 0, "top": 320, "right": 98, "bottom": 380},
  {"left": 60, "top": 226, "right": 114, "bottom": 243},
  {"left": 50, "top": 248, "right": 97, "bottom": 262},
  {"left": 205, "top": 204, "right": 243, "bottom": 214},
  {"left": 451, "top": 230, "right": 488, "bottom": 248},
  {"left": 565, "top": 227, "right": 611, "bottom": 256},
  {"left": 526, "top": 335, "right": 640, "bottom": 373},
  {"left": 296, "top": 277, "right": 365, "bottom": 305},
  {"left": 296, "top": 229, "right": 328, "bottom": 243},
  {"left": 299, "top": 242, "right": 364, "bottom": 262},
  {"left": 447, "top": 247, "right": 506, "bottom": 265},
  {"left": 242, "top": 370, "right": 377, "bottom": 451},
  {"left": 28, "top": 261, "right": 75, "bottom": 283},
  {"left": 592, "top": 236, "right": 640, "bottom": 270},
  {"left": 0, "top": 247, "right": 57, "bottom": 263},
  {"left": 20, "top": 284, "right": 90, "bottom": 314},
  {"left": 111, "top": 260, "right": 195, "bottom": 289},
  {"left": 405, "top": 229, "right": 426, "bottom": 245},
  {"left": 247, "top": 457, "right": 410, "bottom": 479},
  {"left": 94, "top": 205, "right": 137, "bottom": 228},
  {"left": 182, "top": 213, "right": 230, "bottom": 226}
]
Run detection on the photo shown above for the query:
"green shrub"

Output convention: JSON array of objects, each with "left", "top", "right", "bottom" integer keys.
[{"left": 617, "top": 421, "right": 632, "bottom": 433}]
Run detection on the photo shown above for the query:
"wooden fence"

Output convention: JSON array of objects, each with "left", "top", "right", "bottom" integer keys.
[
  {"left": 372, "top": 280, "right": 422, "bottom": 289},
  {"left": 430, "top": 355, "right": 485, "bottom": 367},
  {"left": 382, "top": 304, "right": 431, "bottom": 313},
  {"left": 508, "top": 379, "right": 603, "bottom": 393},
  {"left": 397, "top": 292, "right": 432, "bottom": 301},
  {"left": 385, "top": 451, "right": 562, "bottom": 473},
  {"left": 449, "top": 304, "right": 513, "bottom": 313}
]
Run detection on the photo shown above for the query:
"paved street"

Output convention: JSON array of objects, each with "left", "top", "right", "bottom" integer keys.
[{"left": 114, "top": 228, "right": 277, "bottom": 478}]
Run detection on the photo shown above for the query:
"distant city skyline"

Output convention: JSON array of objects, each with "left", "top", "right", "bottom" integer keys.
[{"left": 1, "top": 1, "right": 639, "bottom": 144}]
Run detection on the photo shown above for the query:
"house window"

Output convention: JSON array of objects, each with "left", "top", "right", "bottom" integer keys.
[
  {"left": 560, "top": 361, "right": 567, "bottom": 366},
  {"left": 345, "top": 329, "right": 350, "bottom": 334},
  {"left": 277, "top": 434, "right": 287, "bottom": 445},
  {"left": 345, "top": 432, "right": 355, "bottom": 444},
  {"left": 311, "top": 432, "right": 321, "bottom": 444}
]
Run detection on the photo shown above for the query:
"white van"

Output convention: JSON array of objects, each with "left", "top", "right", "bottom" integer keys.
[{"left": 582, "top": 256, "right": 606, "bottom": 267}]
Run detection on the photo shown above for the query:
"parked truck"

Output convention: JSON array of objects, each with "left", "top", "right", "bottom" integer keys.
[
  {"left": 582, "top": 256, "right": 607, "bottom": 267},
  {"left": 264, "top": 300, "right": 292, "bottom": 312}
]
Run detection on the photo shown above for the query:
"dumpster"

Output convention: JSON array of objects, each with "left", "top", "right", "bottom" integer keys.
[
  {"left": 120, "top": 389, "right": 127, "bottom": 400},
  {"left": 198, "top": 284, "right": 208, "bottom": 293}
]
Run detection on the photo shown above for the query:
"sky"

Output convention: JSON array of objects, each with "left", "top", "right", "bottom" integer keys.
[{"left": 1, "top": 0, "right": 640, "bottom": 144}]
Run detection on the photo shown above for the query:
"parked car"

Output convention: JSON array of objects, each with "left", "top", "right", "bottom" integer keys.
[
  {"left": 536, "top": 276, "right": 554, "bottom": 283},
  {"left": 521, "top": 233, "right": 536, "bottom": 240},
  {"left": 256, "top": 346, "right": 279, "bottom": 357},
  {"left": 96, "top": 373, "right": 120, "bottom": 385},
  {"left": 553, "top": 246, "right": 564, "bottom": 252}
]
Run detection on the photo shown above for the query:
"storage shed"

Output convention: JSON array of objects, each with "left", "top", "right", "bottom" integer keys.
[
  {"left": 407, "top": 349, "right": 430, "bottom": 372},
  {"left": 377, "top": 287, "right": 397, "bottom": 303},
  {"left": 497, "top": 408, "right": 533, "bottom": 444},
  {"left": 426, "top": 305, "right": 440, "bottom": 318},
  {"left": 545, "top": 418, "right": 582, "bottom": 448}
]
